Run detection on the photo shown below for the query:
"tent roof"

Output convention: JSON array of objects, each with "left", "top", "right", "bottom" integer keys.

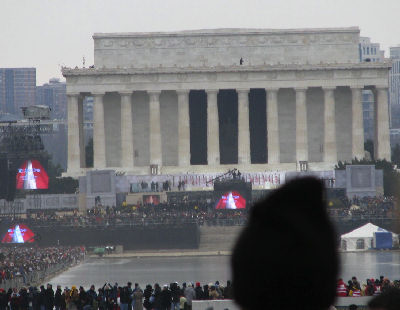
[{"left": 341, "top": 223, "right": 389, "bottom": 239}]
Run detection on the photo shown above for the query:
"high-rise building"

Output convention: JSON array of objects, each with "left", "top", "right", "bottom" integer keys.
[
  {"left": 36, "top": 78, "right": 67, "bottom": 119},
  {"left": 0, "top": 68, "right": 36, "bottom": 116},
  {"left": 359, "top": 37, "right": 385, "bottom": 63},
  {"left": 389, "top": 46, "right": 400, "bottom": 148},
  {"left": 359, "top": 38, "right": 385, "bottom": 147},
  {"left": 389, "top": 46, "right": 400, "bottom": 109}
]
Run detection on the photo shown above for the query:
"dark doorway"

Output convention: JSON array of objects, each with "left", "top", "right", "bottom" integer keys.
[
  {"left": 218, "top": 89, "right": 238, "bottom": 164},
  {"left": 249, "top": 89, "right": 267, "bottom": 163},
  {"left": 189, "top": 90, "right": 207, "bottom": 165}
]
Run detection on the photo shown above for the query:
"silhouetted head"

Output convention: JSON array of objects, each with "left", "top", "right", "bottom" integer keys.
[
  {"left": 232, "top": 177, "right": 339, "bottom": 310},
  {"left": 368, "top": 288, "right": 400, "bottom": 310}
]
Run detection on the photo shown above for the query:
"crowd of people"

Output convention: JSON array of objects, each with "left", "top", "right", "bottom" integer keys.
[
  {"left": 0, "top": 280, "right": 233, "bottom": 310},
  {"left": 14, "top": 203, "right": 249, "bottom": 228},
  {"left": 2, "top": 276, "right": 400, "bottom": 310},
  {"left": 0, "top": 195, "right": 396, "bottom": 230},
  {"left": 328, "top": 195, "right": 397, "bottom": 219},
  {"left": 0, "top": 191, "right": 397, "bottom": 232},
  {"left": 15, "top": 194, "right": 396, "bottom": 228},
  {"left": 0, "top": 247, "right": 85, "bottom": 285},
  {"left": 337, "top": 276, "right": 400, "bottom": 297}
]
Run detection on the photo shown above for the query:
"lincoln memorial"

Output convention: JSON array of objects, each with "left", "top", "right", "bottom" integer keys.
[{"left": 62, "top": 27, "right": 391, "bottom": 177}]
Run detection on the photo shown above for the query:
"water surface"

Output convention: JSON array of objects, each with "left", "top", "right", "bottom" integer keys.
[{"left": 48, "top": 252, "right": 400, "bottom": 289}]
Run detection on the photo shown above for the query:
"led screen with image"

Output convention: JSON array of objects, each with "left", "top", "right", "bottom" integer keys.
[
  {"left": 16, "top": 159, "right": 49, "bottom": 190},
  {"left": 215, "top": 191, "right": 246, "bottom": 209},
  {"left": 143, "top": 195, "right": 160, "bottom": 205},
  {"left": 2, "top": 224, "right": 35, "bottom": 243}
]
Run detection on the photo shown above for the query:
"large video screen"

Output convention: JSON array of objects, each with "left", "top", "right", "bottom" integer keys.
[
  {"left": 215, "top": 191, "right": 246, "bottom": 209},
  {"left": 2, "top": 224, "right": 35, "bottom": 243},
  {"left": 16, "top": 159, "right": 49, "bottom": 190},
  {"left": 143, "top": 195, "right": 160, "bottom": 205}
]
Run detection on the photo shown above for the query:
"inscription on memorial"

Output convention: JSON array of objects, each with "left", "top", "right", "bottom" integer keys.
[
  {"left": 91, "top": 171, "right": 112, "bottom": 193},
  {"left": 350, "top": 166, "right": 372, "bottom": 188}
]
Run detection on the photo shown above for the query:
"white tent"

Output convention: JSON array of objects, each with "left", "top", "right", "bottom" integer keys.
[{"left": 340, "top": 223, "right": 394, "bottom": 251}]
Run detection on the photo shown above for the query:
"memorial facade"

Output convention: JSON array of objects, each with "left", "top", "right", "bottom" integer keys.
[{"left": 63, "top": 27, "right": 391, "bottom": 177}]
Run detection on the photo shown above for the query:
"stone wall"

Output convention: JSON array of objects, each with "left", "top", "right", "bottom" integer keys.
[
  {"left": 0, "top": 195, "right": 79, "bottom": 214},
  {"left": 93, "top": 28, "right": 360, "bottom": 69},
  {"left": 33, "top": 224, "right": 200, "bottom": 250}
]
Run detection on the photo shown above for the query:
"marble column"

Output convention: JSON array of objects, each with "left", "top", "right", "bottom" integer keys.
[
  {"left": 177, "top": 90, "right": 190, "bottom": 167},
  {"left": 323, "top": 87, "right": 337, "bottom": 163},
  {"left": 148, "top": 91, "right": 162, "bottom": 166},
  {"left": 351, "top": 86, "right": 365, "bottom": 159},
  {"left": 266, "top": 88, "right": 280, "bottom": 164},
  {"left": 78, "top": 96, "right": 86, "bottom": 168},
  {"left": 67, "top": 94, "right": 80, "bottom": 172},
  {"left": 93, "top": 92, "right": 106, "bottom": 168},
  {"left": 120, "top": 92, "right": 134, "bottom": 168},
  {"left": 295, "top": 88, "right": 308, "bottom": 162},
  {"left": 206, "top": 89, "right": 220, "bottom": 165},
  {"left": 375, "top": 87, "right": 391, "bottom": 160},
  {"left": 237, "top": 89, "right": 251, "bottom": 164}
]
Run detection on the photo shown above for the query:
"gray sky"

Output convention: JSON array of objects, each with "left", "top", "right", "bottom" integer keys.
[{"left": 1, "top": 0, "right": 399, "bottom": 85}]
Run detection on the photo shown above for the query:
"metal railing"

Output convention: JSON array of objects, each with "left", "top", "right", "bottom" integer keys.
[{"left": 0, "top": 257, "right": 83, "bottom": 291}]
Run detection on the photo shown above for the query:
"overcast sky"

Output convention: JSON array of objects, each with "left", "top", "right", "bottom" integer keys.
[{"left": 1, "top": 0, "right": 399, "bottom": 85}]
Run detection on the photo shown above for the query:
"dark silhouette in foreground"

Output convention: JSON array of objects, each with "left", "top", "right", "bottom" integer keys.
[
  {"left": 368, "top": 288, "right": 400, "bottom": 310},
  {"left": 232, "top": 177, "right": 339, "bottom": 310}
]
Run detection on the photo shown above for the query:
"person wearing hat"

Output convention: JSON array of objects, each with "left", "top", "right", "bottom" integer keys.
[
  {"left": 183, "top": 284, "right": 195, "bottom": 310},
  {"left": 194, "top": 283, "right": 203, "bottom": 300},
  {"left": 231, "top": 177, "right": 339, "bottom": 310},
  {"left": 66, "top": 286, "right": 79, "bottom": 310},
  {"left": 365, "top": 279, "right": 375, "bottom": 296},
  {"left": 170, "top": 283, "right": 180, "bottom": 310},
  {"left": 208, "top": 286, "right": 219, "bottom": 300}
]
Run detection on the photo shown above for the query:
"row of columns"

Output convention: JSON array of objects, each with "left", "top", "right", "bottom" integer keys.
[{"left": 67, "top": 86, "right": 390, "bottom": 171}]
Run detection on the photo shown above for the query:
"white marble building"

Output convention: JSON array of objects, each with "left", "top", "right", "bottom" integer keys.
[{"left": 62, "top": 27, "right": 391, "bottom": 177}]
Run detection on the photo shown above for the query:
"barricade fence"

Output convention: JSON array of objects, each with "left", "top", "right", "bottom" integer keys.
[{"left": 0, "top": 257, "right": 83, "bottom": 291}]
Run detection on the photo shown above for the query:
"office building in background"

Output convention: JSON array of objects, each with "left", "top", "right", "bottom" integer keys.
[
  {"left": 359, "top": 38, "right": 385, "bottom": 146},
  {"left": 36, "top": 78, "right": 67, "bottom": 119},
  {"left": 0, "top": 68, "right": 36, "bottom": 115}
]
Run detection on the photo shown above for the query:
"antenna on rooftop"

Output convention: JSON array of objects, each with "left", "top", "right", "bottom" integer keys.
[{"left": 83, "top": 56, "right": 86, "bottom": 68}]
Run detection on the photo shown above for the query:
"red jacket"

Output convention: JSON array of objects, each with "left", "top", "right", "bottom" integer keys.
[{"left": 336, "top": 280, "right": 347, "bottom": 297}]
